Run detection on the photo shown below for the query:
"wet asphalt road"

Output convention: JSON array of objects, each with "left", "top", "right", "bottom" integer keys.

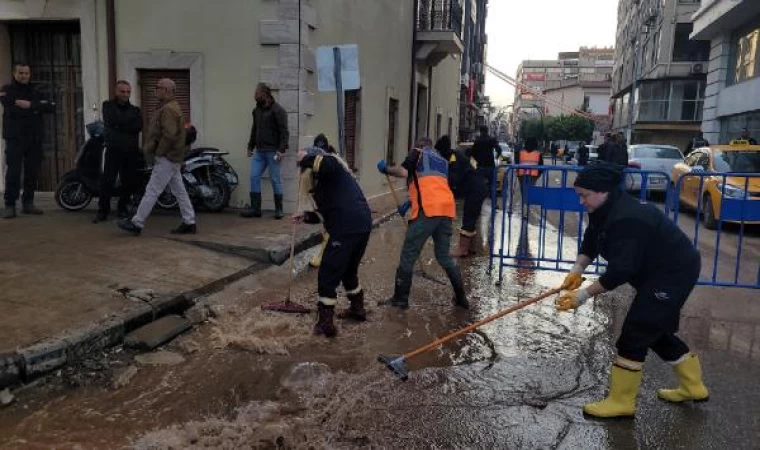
[{"left": 1, "top": 208, "right": 759, "bottom": 449}]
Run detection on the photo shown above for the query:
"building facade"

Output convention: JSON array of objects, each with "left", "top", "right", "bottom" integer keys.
[
  {"left": 0, "top": 0, "right": 476, "bottom": 211},
  {"left": 691, "top": 0, "right": 760, "bottom": 144},
  {"left": 611, "top": 0, "right": 709, "bottom": 151},
  {"left": 458, "top": 0, "right": 488, "bottom": 142},
  {"left": 512, "top": 47, "right": 614, "bottom": 137}
]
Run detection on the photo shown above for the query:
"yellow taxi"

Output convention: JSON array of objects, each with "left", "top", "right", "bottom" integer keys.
[{"left": 671, "top": 140, "right": 760, "bottom": 229}]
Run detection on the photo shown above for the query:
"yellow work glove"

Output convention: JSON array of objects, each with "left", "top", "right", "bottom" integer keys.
[
  {"left": 561, "top": 272, "right": 584, "bottom": 290},
  {"left": 555, "top": 289, "right": 591, "bottom": 312}
]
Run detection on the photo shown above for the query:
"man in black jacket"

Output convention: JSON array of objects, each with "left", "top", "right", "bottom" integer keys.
[
  {"left": 241, "top": 83, "right": 289, "bottom": 220},
  {"left": 556, "top": 163, "right": 709, "bottom": 419},
  {"left": 470, "top": 126, "right": 500, "bottom": 185},
  {"left": 1, "top": 64, "right": 53, "bottom": 219},
  {"left": 94, "top": 80, "right": 142, "bottom": 222},
  {"left": 295, "top": 138, "right": 373, "bottom": 338}
]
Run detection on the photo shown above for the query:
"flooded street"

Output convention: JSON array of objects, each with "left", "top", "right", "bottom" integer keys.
[{"left": 1, "top": 209, "right": 760, "bottom": 449}]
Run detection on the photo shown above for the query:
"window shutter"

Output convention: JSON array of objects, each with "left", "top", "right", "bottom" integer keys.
[
  {"left": 139, "top": 69, "right": 191, "bottom": 144},
  {"left": 344, "top": 90, "right": 360, "bottom": 170}
]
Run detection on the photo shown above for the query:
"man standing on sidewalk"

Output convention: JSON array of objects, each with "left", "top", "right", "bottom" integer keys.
[
  {"left": 118, "top": 78, "right": 196, "bottom": 236},
  {"left": 241, "top": 83, "right": 289, "bottom": 220},
  {"left": 1, "top": 63, "right": 53, "bottom": 219},
  {"left": 377, "top": 137, "right": 469, "bottom": 310},
  {"left": 94, "top": 80, "right": 142, "bottom": 223}
]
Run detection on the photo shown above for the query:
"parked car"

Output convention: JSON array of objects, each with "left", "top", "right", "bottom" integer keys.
[
  {"left": 626, "top": 144, "right": 684, "bottom": 192},
  {"left": 671, "top": 141, "right": 760, "bottom": 229},
  {"left": 498, "top": 142, "right": 513, "bottom": 164},
  {"left": 573, "top": 145, "right": 599, "bottom": 166}
]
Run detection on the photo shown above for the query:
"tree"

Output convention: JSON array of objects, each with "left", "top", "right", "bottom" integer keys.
[
  {"left": 544, "top": 115, "right": 595, "bottom": 143},
  {"left": 519, "top": 118, "right": 545, "bottom": 141}
]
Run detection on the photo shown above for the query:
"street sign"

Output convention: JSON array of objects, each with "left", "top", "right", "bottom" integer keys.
[
  {"left": 316, "top": 44, "right": 360, "bottom": 92},
  {"left": 316, "top": 45, "right": 361, "bottom": 158}
]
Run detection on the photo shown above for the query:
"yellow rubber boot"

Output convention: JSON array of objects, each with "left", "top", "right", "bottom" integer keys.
[
  {"left": 583, "top": 364, "right": 642, "bottom": 419},
  {"left": 310, "top": 232, "right": 329, "bottom": 268},
  {"left": 657, "top": 354, "right": 709, "bottom": 403}
]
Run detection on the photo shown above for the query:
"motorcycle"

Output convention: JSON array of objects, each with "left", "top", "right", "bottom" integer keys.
[{"left": 55, "top": 121, "right": 238, "bottom": 213}]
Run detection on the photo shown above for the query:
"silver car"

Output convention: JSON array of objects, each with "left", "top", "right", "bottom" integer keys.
[{"left": 626, "top": 144, "right": 684, "bottom": 192}]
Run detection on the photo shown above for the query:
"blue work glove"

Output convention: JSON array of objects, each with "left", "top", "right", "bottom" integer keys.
[
  {"left": 377, "top": 159, "right": 388, "bottom": 175},
  {"left": 397, "top": 200, "right": 412, "bottom": 218}
]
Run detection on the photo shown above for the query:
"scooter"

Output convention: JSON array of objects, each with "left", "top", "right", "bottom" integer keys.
[{"left": 54, "top": 120, "right": 177, "bottom": 212}]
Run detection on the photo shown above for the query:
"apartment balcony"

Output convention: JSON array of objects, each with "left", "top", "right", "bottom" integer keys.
[{"left": 416, "top": 0, "right": 464, "bottom": 66}]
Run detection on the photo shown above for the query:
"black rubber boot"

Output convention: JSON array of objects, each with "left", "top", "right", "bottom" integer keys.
[
  {"left": 313, "top": 303, "right": 338, "bottom": 338},
  {"left": 21, "top": 203, "right": 43, "bottom": 215},
  {"left": 445, "top": 266, "right": 469, "bottom": 309},
  {"left": 380, "top": 269, "right": 412, "bottom": 310},
  {"left": 274, "top": 194, "right": 284, "bottom": 220},
  {"left": 3, "top": 205, "right": 16, "bottom": 219},
  {"left": 241, "top": 193, "right": 262, "bottom": 218},
  {"left": 338, "top": 290, "right": 367, "bottom": 322}
]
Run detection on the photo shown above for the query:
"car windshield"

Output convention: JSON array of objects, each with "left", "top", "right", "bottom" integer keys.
[
  {"left": 632, "top": 146, "right": 682, "bottom": 159},
  {"left": 712, "top": 151, "right": 760, "bottom": 173}
]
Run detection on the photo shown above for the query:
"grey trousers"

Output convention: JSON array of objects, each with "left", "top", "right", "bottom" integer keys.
[
  {"left": 398, "top": 212, "right": 457, "bottom": 275},
  {"left": 132, "top": 156, "right": 195, "bottom": 228}
]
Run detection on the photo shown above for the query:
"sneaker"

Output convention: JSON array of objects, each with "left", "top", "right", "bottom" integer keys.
[
  {"left": 171, "top": 222, "right": 197, "bottom": 235},
  {"left": 3, "top": 206, "right": 16, "bottom": 219},
  {"left": 93, "top": 212, "right": 108, "bottom": 224},
  {"left": 117, "top": 218, "right": 142, "bottom": 236}
]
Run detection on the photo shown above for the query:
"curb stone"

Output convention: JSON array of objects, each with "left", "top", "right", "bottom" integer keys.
[{"left": 0, "top": 208, "right": 399, "bottom": 390}]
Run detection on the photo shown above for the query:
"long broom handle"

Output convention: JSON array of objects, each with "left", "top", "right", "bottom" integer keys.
[
  {"left": 385, "top": 173, "right": 402, "bottom": 207},
  {"left": 286, "top": 172, "right": 304, "bottom": 300},
  {"left": 403, "top": 287, "right": 563, "bottom": 360}
]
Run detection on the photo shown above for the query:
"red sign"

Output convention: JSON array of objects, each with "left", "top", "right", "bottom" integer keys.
[{"left": 524, "top": 73, "right": 546, "bottom": 82}]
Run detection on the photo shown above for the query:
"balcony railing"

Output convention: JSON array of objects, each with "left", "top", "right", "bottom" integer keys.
[{"left": 417, "top": 0, "right": 463, "bottom": 37}]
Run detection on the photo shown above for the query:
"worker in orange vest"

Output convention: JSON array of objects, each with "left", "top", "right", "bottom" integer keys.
[
  {"left": 377, "top": 137, "right": 469, "bottom": 310},
  {"left": 516, "top": 137, "right": 544, "bottom": 213}
]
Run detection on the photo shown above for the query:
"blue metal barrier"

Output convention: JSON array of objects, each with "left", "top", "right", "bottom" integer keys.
[
  {"left": 488, "top": 164, "right": 760, "bottom": 290},
  {"left": 672, "top": 172, "right": 760, "bottom": 289}
]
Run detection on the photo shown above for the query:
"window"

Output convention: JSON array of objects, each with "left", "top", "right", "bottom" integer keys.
[
  {"left": 386, "top": 98, "right": 399, "bottom": 165},
  {"left": 713, "top": 150, "right": 760, "bottom": 173},
  {"left": 636, "top": 80, "right": 704, "bottom": 122},
  {"left": 344, "top": 90, "right": 361, "bottom": 171},
  {"left": 436, "top": 112, "right": 442, "bottom": 140},
  {"left": 731, "top": 21, "right": 760, "bottom": 85},
  {"left": 631, "top": 146, "right": 683, "bottom": 159},
  {"left": 139, "top": 69, "right": 191, "bottom": 146},
  {"left": 448, "top": 117, "right": 453, "bottom": 138},
  {"left": 672, "top": 23, "right": 710, "bottom": 62}
]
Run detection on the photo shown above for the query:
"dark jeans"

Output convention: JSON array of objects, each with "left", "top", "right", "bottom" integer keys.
[
  {"left": 462, "top": 183, "right": 488, "bottom": 233},
  {"left": 4, "top": 138, "right": 42, "bottom": 207},
  {"left": 317, "top": 232, "right": 371, "bottom": 304},
  {"left": 398, "top": 212, "right": 456, "bottom": 275},
  {"left": 98, "top": 147, "right": 141, "bottom": 215},
  {"left": 616, "top": 262, "right": 700, "bottom": 362}
]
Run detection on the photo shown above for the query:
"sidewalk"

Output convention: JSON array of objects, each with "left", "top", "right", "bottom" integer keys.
[{"left": 0, "top": 190, "right": 399, "bottom": 387}]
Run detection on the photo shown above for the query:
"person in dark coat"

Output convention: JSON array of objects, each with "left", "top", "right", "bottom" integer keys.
[
  {"left": 1, "top": 63, "right": 53, "bottom": 218},
  {"left": 296, "top": 137, "right": 373, "bottom": 338},
  {"left": 470, "top": 126, "right": 500, "bottom": 186},
  {"left": 557, "top": 163, "right": 709, "bottom": 419},
  {"left": 94, "top": 80, "right": 142, "bottom": 222},
  {"left": 436, "top": 135, "right": 489, "bottom": 257}
]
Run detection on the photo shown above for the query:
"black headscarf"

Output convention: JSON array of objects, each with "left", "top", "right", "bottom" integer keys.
[
  {"left": 435, "top": 135, "right": 453, "bottom": 160},
  {"left": 574, "top": 162, "right": 624, "bottom": 193}
]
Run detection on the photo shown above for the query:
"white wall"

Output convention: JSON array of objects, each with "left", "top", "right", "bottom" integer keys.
[
  {"left": 308, "top": 0, "right": 414, "bottom": 198},
  {"left": 115, "top": 0, "right": 275, "bottom": 207}
]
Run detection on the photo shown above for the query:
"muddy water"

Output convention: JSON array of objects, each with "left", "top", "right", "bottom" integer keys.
[{"left": 0, "top": 211, "right": 744, "bottom": 449}]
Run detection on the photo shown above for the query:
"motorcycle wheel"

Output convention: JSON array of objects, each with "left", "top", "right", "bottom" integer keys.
[
  {"left": 202, "top": 173, "right": 230, "bottom": 212},
  {"left": 55, "top": 179, "right": 93, "bottom": 211},
  {"left": 157, "top": 189, "right": 178, "bottom": 210}
]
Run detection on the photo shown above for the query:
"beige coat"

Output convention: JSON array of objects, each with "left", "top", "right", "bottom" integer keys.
[{"left": 143, "top": 98, "right": 187, "bottom": 163}]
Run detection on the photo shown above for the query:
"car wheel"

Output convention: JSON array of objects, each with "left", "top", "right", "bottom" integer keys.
[{"left": 702, "top": 195, "right": 718, "bottom": 230}]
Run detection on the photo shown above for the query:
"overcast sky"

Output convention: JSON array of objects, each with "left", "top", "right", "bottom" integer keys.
[{"left": 484, "top": 0, "right": 619, "bottom": 107}]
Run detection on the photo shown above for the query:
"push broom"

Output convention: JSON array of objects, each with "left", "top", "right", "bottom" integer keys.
[
  {"left": 378, "top": 286, "right": 566, "bottom": 380},
  {"left": 261, "top": 171, "right": 311, "bottom": 314}
]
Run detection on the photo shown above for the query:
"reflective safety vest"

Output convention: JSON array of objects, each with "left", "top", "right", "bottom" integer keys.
[
  {"left": 409, "top": 148, "right": 456, "bottom": 220},
  {"left": 518, "top": 150, "right": 540, "bottom": 177}
]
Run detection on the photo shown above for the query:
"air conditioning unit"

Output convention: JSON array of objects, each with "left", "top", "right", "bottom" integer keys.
[{"left": 691, "top": 64, "right": 704, "bottom": 74}]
